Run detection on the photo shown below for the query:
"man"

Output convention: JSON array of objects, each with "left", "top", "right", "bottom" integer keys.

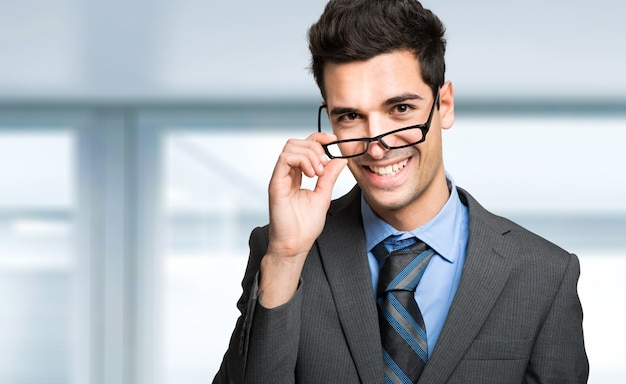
[{"left": 213, "top": 0, "right": 589, "bottom": 383}]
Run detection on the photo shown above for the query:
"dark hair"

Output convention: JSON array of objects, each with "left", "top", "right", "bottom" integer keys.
[{"left": 308, "top": 0, "right": 447, "bottom": 100}]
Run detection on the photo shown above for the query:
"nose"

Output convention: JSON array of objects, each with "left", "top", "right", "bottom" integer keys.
[
  {"left": 366, "top": 139, "right": 388, "bottom": 159},
  {"left": 364, "top": 116, "right": 388, "bottom": 159}
]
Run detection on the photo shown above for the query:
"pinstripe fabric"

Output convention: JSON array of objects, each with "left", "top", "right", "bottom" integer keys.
[
  {"left": 374, "top": 239, "right": 434, "bottom": 384},
  {"left": 213, "top": 186, "right": 588, "bottom": 384}
]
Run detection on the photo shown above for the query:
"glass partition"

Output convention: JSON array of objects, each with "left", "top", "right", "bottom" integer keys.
[{"left": 0, "top": 131, "right": 76, "bottom": 384}]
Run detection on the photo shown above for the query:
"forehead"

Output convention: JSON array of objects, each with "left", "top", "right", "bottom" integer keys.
[{"left": 322, "top": 50, "right": 428, "bottom": 108}]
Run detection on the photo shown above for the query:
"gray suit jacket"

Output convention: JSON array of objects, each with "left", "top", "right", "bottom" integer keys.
[{"left": 213, "top": 186, "right": 589, "bottom": 383}]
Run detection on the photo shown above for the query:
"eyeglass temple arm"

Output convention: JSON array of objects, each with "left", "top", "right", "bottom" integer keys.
[{"left": 317, "top": 104, "right": 327, "bottom": 133}]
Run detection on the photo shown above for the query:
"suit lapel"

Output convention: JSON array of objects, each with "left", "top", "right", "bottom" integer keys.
[
  {"left": 316, "top": 187, "right": 517, "bottom": 383},
  {"left": 418, "top": 190, "right": 517, "bottom": 383},
  {"left": 317, "top": 187, "right": 385, "bottom": 384}
]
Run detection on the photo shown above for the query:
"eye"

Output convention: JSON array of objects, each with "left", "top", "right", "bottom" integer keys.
[
  {"left": 394, "top": 104, "right": 413, "bottom": 114},
  {"left": 338, "top": 112, "right": 359, "bottom": 122}
]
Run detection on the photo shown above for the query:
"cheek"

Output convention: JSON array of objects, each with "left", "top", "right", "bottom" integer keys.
[
  {"left": 417, "top": 132, "right": 443, "bottom": 162},
  {"left": 346, "top": 159, "right": 364, "bottom": 176}
]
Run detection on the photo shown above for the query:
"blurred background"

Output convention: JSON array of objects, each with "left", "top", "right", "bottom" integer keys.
[{"left": 0, "top": 0, "right": 624, "bottom": 383}]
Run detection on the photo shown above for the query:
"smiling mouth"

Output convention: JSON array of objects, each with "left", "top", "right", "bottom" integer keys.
[{"left": 368, "top": 159, "right": 409, "bottom": 176}]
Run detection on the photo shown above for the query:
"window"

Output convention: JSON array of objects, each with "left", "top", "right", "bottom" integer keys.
[
  {"left": 0, "top": 129, "right": 78, "bottom": 384},
  {"left": 0, "top": 104, "right": 623, "bottom": 384},
  {"left": 138, "top": 108, "right": 356, "bottom": 382}
]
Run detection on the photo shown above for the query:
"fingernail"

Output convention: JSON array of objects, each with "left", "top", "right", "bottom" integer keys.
[
  {"left": 318, "top": 163, "right": 325, "bottom": 173},
  {"left": 321, "top": 154, "right": 330, "bottom": 163}
]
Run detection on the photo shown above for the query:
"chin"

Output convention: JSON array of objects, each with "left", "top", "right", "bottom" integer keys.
[{"left": 363, "top": 188, "right": 415, "bottom": 213}]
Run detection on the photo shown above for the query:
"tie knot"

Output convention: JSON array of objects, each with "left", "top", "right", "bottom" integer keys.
[{"left": 376, "top": 239, "right": 434, "bottom": 297}]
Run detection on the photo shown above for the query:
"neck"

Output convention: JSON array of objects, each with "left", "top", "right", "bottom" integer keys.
[{"left": 374, "top": 171, "right": 450, "bottom": 231}]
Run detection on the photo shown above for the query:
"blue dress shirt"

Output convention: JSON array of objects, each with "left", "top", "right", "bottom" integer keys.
[{"left": 362, "top": 172, "right": 469, "bottom": 357}]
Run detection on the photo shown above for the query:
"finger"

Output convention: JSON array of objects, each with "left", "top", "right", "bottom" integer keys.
[
  {"left": 271, "top": 152, "right": 316, "bottom": 185},
  {"left": 280, "top": 138, "right": 330, "bottom": 178},
  {"left": 314, "top": 158, "right": 347, "bottom": 197},
  {"left": 307, "top": 131, "right": 338, "bottom": 146}
]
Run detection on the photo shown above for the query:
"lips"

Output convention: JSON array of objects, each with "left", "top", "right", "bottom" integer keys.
[{"left": 368, "top": 158, "right": 409, "bottom": 176}]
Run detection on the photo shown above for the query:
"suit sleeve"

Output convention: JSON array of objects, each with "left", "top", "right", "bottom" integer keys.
[
  {"left": 524, "top": 253, "right": 589, "bottom": 383},
  {"left": 212, "top": 226, "right": 303, "bottom": 384}
]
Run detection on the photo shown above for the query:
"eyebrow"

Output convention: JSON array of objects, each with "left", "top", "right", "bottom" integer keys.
[
  {"left": 328, "top": 107, "right": 358, "bottom": 117},
  {"left": 383, "top": 93, "right": 424, "bottom": 106},
  {"left": 328, "top": 93, "right": 425, "bottom": 117}
]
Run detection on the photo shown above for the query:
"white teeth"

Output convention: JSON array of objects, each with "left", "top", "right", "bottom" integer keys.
[{"left": 369, "top": 159, "right": 409, "bottom": 176}]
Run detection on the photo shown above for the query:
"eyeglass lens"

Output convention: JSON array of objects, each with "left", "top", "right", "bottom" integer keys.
[
  {"left": 323, "top": 127, "right": 425, "bottom": 158},
  {"left": 318, "top": 92, "right": 438, "bottom": 159}
]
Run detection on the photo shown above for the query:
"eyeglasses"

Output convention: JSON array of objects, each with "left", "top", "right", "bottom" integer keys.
[{"left": 317, "top": 93, "right": 439, "bottom": 159}]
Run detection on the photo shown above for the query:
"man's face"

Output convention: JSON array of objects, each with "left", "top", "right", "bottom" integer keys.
[{"left": 322, "top": 50, "right": 454, "bottom": 229}]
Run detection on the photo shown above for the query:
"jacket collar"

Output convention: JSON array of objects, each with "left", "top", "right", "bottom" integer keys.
[
  {"left": 317, "top": 186, "right": 386, "bottom": 384},
  {"left": 318, "top": 186, "right": 516, "bottom": 384},
  {"left": 418, "top": 188, "right": 516, "bottom": 383}
]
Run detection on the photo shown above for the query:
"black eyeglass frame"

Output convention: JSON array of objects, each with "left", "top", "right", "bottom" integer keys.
[{"left": 317, "top": 92, "right": 440, "bottom": 159}]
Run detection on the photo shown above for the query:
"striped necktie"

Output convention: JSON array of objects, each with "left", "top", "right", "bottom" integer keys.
[{"left": 373, "top": 237, "right": 434, "bottom": 384}]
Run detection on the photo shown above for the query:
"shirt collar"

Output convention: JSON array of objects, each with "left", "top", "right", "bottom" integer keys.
[{"left": 362, "top": 171, "right": 465, "bottom": 263}]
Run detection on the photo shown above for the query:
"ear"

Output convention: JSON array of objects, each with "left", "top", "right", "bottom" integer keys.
[{"left": 438, "top": 81, "right": 455, "bottom": 130}]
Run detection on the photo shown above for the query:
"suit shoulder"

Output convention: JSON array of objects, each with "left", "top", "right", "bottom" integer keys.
[
  {"left": 248, "top": 224, "right": 270, "bottom": 257},
  {"left": 495, "top": 214, "right": 572, "bottom": 260},
  {"left": 458, "top": 187, "right": 574, "bottom": 264}
]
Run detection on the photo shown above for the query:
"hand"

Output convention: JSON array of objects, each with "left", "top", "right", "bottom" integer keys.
[
  {"left": 267, "top": 132, "right": 347, "bottom": 260},
  {"left": 259, "top": 132, "right": 347, "bottom": 307}
]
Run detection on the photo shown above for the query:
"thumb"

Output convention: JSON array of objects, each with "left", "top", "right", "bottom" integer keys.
[{"left": 314, "top": 158, "right": 348, "bottom": 198}]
